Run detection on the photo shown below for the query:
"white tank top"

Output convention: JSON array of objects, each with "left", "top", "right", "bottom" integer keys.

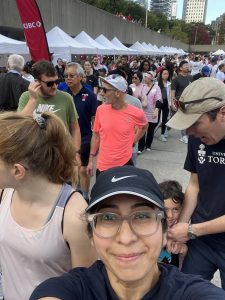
[{"left": 0, "top": 184, "right": 74, "bottom": 300}]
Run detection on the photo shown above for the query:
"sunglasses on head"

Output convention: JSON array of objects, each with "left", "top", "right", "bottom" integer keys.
[
  {"left": 40, "top": 79, "right": 60, "bottom": 87},
  {"left": 177, "top": 97, "right": 223, "bottom": 112}
]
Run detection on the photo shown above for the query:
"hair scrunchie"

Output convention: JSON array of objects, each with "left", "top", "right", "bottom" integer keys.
[{"left": 35, "top": 115, "right": 46, "bottom": 129}]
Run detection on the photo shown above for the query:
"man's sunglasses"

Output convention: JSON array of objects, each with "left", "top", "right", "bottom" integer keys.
[
  {"left": 177, "top": 97, "right": 223, "bottom": 112},
  {"left": 100, "top": 87, "right": 116, "bottom": 93},
  {"left": 40, "top": 79, "right": 60, "bottom": 87}
]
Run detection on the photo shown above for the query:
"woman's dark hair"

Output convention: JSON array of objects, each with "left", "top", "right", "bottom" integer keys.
[
  {"left": 23, "top": 61, "right": 34, "bottom": 75},
  {"left": 139, "top": 60, "right": 150, "bottom": 72},
  {"left": 165, "top": 59, "right": 174, "bottom": 81},
  {"left": 159, "top": 180, "right": 184, "bottom": 204},
  {"left": 133, "top": 71, "right": 143, "bottom": 82},
  {"left": 158, "top": 69, "right": 169, "bottom": 91}
]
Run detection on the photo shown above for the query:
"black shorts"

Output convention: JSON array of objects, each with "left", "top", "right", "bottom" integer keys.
[
  {"left": 80, "top": 143, "right": 91, "bottom": 167},
  {"left": 96, "top": 158, "right": 134, "bottom": 177}
]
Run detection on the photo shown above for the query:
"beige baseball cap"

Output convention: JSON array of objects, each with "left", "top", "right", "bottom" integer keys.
[{"left": 167, "top": 78, "right": 225, "bottom": 130}]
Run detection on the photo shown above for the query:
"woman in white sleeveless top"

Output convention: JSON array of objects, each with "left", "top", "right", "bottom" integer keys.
[{"left": 0, "top": 112, "right": 97, "bottom": 300}]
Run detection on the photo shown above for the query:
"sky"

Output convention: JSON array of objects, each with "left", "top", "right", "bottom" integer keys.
[{"left": 176, "top": 0, "right": 225, "bottom": 24}]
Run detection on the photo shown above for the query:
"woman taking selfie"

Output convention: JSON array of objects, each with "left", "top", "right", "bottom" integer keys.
[{"left": 31, "top": 166, "right": 225, "bottom": 300}]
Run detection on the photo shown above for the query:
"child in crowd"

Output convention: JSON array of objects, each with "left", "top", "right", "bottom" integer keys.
[{"left": 159, "top": 180, "right": 188, "bottom": 269}]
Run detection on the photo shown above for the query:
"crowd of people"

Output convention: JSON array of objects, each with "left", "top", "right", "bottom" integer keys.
[
  {"left": 0, "top": 52, "right": 225, "bottom": 299},
  {"left": 115, "top": 12, "right": 142, "bottom": 25}
]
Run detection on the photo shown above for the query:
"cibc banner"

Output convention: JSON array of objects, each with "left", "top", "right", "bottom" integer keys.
[{"left": 16, "top": 0, "right": 50, "bottom": 62}]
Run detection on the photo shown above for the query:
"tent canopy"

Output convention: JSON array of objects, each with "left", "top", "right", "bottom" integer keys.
[
  {"left": 129, "top": 42, "right": 148, "bottom": 55},
  {"left": 95, "top": 34, "right": 126, "bottom": 55},
  {"left": 111, "top": 37, "right": 137, "bottom": 55},
  {"left": 47, "top": 26, "right": 96, "bottom": 55},
  {"left": 0, "top": 34, "right": 29, "bottom": 54},
  {"left": 212, "top": 49, "right": 225, "bottom": 56},
  {"left": 75, "top": 31, "right": 112, "bottom": 55}
]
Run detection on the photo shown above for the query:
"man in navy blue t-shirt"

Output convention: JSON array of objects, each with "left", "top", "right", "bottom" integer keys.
[
  {"left": 30, "top": 166, "right": 225, "bottom": 300},
  {"left": 167, "top": 78, "right": 225, "bottom": 288},
  {"left": 64, "top": 62, "right": 97, "bottom": 201}
]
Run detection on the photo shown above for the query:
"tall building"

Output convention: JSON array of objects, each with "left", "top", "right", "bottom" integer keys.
[
  {"left": 171, "top": 0, "right": 177, "bottom": 19},
  {"left": 150, "top": 0, "right": 172, "bottom": 19},
  {"left": 211, "top": 13, "right": 225, "bottom": 45},
  {"left": 182, "top": 0, "right": 208, "bottom": 23}
]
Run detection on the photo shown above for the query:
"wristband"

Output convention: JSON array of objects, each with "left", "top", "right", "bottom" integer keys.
[{"left": 90, "top": 153, "right": 96, "bottom": 157}]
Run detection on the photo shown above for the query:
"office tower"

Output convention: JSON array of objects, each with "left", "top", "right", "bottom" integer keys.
[
  {"left": 150, "top": 0, "right": 173, "bottom": 19},
  {"left": 182, "top": 0, "right": 208, "bottom": 23},
  {"left": 171, "top": 0, "right": 177, "bottom": 19}
]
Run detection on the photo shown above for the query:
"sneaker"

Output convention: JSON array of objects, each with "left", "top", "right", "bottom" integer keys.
[
  {"left": 146, "top": 148, "right": 151, "bottom": 152},
  {"left": 164, "top": 129, "right": 169, "bottom": 138},
  {"left": 159, "top": 135, "right": 167, "bottom": 142},
  {"left": 138, "top": 150, "right": 143, "bottom": 155},
  {"left": 179, "top": 136, "right": 188, "bottom": 144}
]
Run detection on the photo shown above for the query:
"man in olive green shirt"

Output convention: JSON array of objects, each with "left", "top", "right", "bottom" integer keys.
[{"left": 18, "top": 60, "right": 81, "bottom": 163}]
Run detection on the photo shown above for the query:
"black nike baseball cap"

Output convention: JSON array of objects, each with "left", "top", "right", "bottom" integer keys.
[{"left": 86, "top": 166, "right": 164, "bottom": 212}]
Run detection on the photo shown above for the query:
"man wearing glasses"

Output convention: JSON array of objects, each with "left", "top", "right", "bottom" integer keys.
[
  {"left": 86, "top": 74, "right": 148, "bottom": 177},
  {"left": 18, "top": 60, "right": 81, "bottom": 161},
  {"left": 64, "top": 62, "right": 97, "bottom": 202},
  {"left": 31, "top": 166, "right": 225, "bottom": 299},
  {"left": 167, "top": 78, "right": 225, "bottom": 289}
]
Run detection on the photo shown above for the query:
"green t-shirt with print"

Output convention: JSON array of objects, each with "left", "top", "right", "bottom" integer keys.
[{"left": 18, "top": 90, "right": 78, "bottom": 131}]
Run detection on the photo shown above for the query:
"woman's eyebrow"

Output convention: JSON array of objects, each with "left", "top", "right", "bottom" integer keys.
[{"left": 131, "top": 202, "right": 155, "bottom": 209}]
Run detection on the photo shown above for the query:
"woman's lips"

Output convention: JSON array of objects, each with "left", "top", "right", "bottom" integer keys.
[{"left": 113, "top": 253, "right": 143, "bottom": 263}]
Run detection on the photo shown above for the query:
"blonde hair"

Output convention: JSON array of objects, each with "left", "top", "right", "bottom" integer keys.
[{"left": 0, "top": 112, "right": 76, "bottom": 184}]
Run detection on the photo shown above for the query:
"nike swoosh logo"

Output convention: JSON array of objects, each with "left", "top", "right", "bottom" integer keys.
[
  {"left": 52, "top": 109, "right": 61, "bottom": 113},
  {"left": 111, "top": 175, "right": 137, "bottom": 183}
]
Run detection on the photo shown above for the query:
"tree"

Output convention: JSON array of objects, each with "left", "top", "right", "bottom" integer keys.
[
  {"left": 79, "top": 0, "right": 215, "bottom": 45},
  {"left": 217, "top": 15, "right": 225, "bottom": 45}
]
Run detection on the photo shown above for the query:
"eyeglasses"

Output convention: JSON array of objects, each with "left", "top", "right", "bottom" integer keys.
[
  {"left": 64, "top": 73, "right": 78, "bottom": 79},
  {"left": 100, "top": 87, "right": 116, "bottom": 93},
  {"left": 177, "top": 97, "right": 223, "bottom": 112},
  {"left": 40, "top": 79, "right": 60, "bottom": 87},
  {"left": 87, "top": 210, "right": 164, "bottom": 239}
]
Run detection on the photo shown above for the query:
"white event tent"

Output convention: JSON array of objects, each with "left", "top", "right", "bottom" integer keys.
[
  {"left": 141, "top": 42, "right": 157, "bottom": 55},
  {"left": 47, "top": 26, "right": 97, "bottom": 57},
  {"left": 74, "top": 31, "right": 112, "bottom": 55},
  {"left": 212, "top": 49, "right": 225, "bottom": 56},
  {"left": 129, "top": 42, "right": 149, "bottom": 55},
  {"left": 0, "top": 34, "right": 29, "bottom": 54},
  {"left": 95, "top": 34, "right": 126, "bottom": 55},
  {"left": 111, "top": 37, "right": 137, "bottom": 55}
]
